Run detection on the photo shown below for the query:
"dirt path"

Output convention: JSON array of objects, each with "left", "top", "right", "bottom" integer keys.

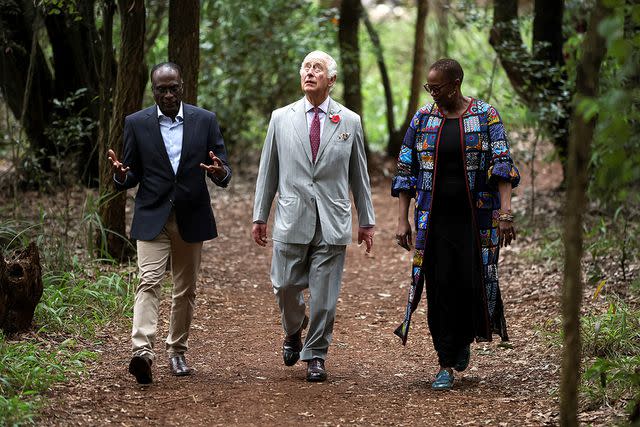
[{"left": 40, "top": 177, "right": 608, "bottom": 426}]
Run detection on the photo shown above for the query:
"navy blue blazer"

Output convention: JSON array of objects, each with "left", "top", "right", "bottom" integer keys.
[{"left": 114, "top": 103, "right": 231, "bottom": 243}]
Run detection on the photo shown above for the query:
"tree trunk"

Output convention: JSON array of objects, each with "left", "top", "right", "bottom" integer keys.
[
  {"left": 490, "top": 0, "right": 570, "bottom": 177},
  {"left": 338, "top": 0, "right": 369, "bottom": 156},
  {"left": 362, "top": 9, "right": 396, "bottom": 158},
  {"left": 168, "top": 0, "right": 200, "bottom": 105},
  {"left": 339, "top": 0, "right": 363, "bottom": 116},
  {"left": 145, "top": 0, "right": 168, "bottom": 56},
  {"left": 98, "top": 0, "right": 146, "bottom": 261},
  {"left": 0, "top": 243, "right": 43, "bottom": 333},
  {"left": 43, "top": 0, "right": 102, "bottom": 185},
  {"left": 97, "top": 0, "right": 117, "bottom": 258},
  {"left": 404, "top": 0, "right": 428, "bottom": 129},
  {"left": 432, "top": 0, "right": 449, "bottom": 61},
  {"left": 0, "top": 250, "right": 7, "bottom": 327},
  {"left": 369, "top": 0, "right": 427, "bottom": 158},
  {"left": 560, "top": 1, "right": 611, "bottom": 425},
  {"left": 0, "top": 0, "right": 54, "bottom": 168}
]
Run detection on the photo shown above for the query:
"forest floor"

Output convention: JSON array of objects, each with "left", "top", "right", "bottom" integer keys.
[{"left": 32, "top": 154, "right": 630, "bottom": 426}]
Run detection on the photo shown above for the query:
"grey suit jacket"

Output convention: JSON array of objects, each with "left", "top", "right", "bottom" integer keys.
[{"left": 253, "top": 97, "right": 375, "bottom": 245}]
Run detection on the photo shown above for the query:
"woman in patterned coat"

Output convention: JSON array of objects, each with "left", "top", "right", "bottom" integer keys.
[{"left": 392, "top": 59, "right": 520, "bottom": 390}]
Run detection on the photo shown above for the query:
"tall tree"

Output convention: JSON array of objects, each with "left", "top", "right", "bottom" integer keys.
[
  {"left": 338, "top": 0, "right": 368, "bottom": 154},
  {"left": 44, "top": 0, "right": 101, "bottom": 183},
  {"left": 97, "top": 0, "right": 116, "bottom": 256},
  {"left": 339, "top": 0, "right": 362, "bottom": 116},
  {"left": 489, "top": 0, "right": 569, "bottom": 177},
  {"left": 432, "top": 0, "right": 449, "bottom": 61},
  {"left": 98, "top": 0, "right": 146, "bottom": 260},
  {"left": 0, "top": 0, "right": 104, "bottom": 184},
  {"left": 560, "top": 1, "right": 612, "bottom": 425},
  {"left": 0, "top": 1, "right": 54, "bottom": 168},
  {"left": 168, "top": 0, "right": 199, "bottom": 105},
  {"left": 363, "top": 0, "right": 428, "bottom": 157}
]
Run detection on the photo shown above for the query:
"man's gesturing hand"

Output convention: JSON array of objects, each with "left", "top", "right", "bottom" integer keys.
[
  {"left": 357, "top": 226, "right": 375, "bottom": 254},
  {"left": 107, "top": 149, "right": 129, "bottom": 182},
  {"left": 200, "top": 151, "right": 226, "bottom": 179},
  {"left": 252, "top": 223, "right": 268, "bottom": 247}
]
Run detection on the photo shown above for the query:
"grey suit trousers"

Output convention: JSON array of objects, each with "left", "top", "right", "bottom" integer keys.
[{"left": 271, "top": 220, "right": 346, "bottom": 361}]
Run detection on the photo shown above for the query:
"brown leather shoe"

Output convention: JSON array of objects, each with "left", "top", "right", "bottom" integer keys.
[
  {"left": 169, "top": 355, "right": 193, "bottom": 376},
  {"left": 283, "top": 315, "right": 309, "bottom": 366},
  {"left": 128, "top": 355, "right": 153, "bottom": 384},
  {"left": 306, "top": 358, "right": 327, "bottom": 382}
]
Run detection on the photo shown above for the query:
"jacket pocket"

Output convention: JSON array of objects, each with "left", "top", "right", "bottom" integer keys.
[{"left": 275, "top": 195, "right": 299, "bottom": 232}]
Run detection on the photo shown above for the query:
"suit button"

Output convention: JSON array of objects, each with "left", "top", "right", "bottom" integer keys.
[{"left": 310, "top": 197, "right": 315, "bottom": 202}]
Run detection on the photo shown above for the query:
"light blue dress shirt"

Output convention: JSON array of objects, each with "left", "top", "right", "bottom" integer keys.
[{"left": 157, "top": 103, "right": 184, "bottom": 175}]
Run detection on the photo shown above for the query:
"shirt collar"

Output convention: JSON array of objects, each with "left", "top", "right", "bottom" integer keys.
[
  {"left": 157, "top": 102, "right": 184, "bottom": 121},
  {"left": 304, "top": 96, "right": 330, "bottom": 114}
]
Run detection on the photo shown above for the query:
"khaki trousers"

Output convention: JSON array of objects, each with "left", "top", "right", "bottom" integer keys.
[{"left": 131, "top": 212, "right": 202, "bottom": 360}]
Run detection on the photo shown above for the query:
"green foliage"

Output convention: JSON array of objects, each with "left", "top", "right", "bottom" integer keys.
[
  {"left": 37, "top": 0, "right": 80, "bottom": 18},
  {"left": 582, "top": 296, "right": 640, "bottom": 358},
  {"left": 198, "top": 0, "right": 336, "bottom": 150},
  {"left": 584, "top": 208, "right": 640, "bottom": 287},
  {"left": 359, "top": 4, "right": 532, "bottom": 151},
  {"left": 581, "top": 294, "right": 640, "bottom": 412},
  {"left": 35, "top": 269, "right": 135, "bottom": 335},
  {"left": 0, "top": 191, "right": 133, "bottom": 271},
  {"left": 587, "top": 3, "right": 640, "bottom": 207},
  {"left": 0, "top": 333, "right": 97, "bottom": 426},
  {"left": 519, "top": 221, "right": 564, "bottom": 270},
  {"left": 19, "top": 88, "right": 96, "bottom": 190},
  {"left": 0, "top": 261, "right": 135, "bottom": 424}
]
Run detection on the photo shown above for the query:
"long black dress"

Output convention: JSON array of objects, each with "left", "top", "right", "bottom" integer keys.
[{"left": 425, "top": 117, "right": 484, "bottom": 368}]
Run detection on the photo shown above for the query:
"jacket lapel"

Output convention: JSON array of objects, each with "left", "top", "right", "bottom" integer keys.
[
  {"left": 290, "top": 98, "right": 313, "bottom": 164},
  {"left": 145, "top": 107, "right": 174, "bottom": 176},
  {"left": 315, "top": 98, "right": 341, "bottom": 163}
]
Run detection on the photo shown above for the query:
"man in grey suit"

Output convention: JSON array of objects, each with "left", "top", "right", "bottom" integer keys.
[{"left": 252, "top": 50, "right": 375, "bottom": 382}]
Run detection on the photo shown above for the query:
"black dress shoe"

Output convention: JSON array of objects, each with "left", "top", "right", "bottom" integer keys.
[
  {"left": 128, "top": 355, "right": 153, "bottom": 384},
  {"left": 169, "top": 355, "right": 193, "bottom": 376},
  {"left": 306, "top": 358, "right": 327, "bottom": 382},
  {"left": 283, "top": 315, "right": 309, "bottom": 367}
]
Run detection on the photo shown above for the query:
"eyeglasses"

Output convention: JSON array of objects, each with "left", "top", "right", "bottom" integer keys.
[
  {"left": 423, "top": 81, "right": 452, "bottom": 95},
  {"left": 153, "top": 84, "right": 182, "bottom": 95}
]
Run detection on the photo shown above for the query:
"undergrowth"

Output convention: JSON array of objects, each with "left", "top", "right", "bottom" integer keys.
[{"left": 0, "top": 195, "right": 136, "bottom": 426}]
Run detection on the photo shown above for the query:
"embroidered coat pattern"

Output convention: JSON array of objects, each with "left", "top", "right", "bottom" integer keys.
[{"left": 392, "top": 98, "right": 520, "bottom": 345}]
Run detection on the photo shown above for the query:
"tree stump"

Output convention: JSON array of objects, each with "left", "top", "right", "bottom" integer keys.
[{"left": 0, "top": 242, "right": 43, "bottom": 333}]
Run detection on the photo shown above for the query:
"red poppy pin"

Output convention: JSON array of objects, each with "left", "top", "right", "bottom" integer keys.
[{"left": 329, "top": 112, "right": 340, "bottom": 123}]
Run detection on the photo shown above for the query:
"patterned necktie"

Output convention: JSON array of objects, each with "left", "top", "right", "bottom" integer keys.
[{"left": 309, "top": 107, "right": 320, "bottom": 163}]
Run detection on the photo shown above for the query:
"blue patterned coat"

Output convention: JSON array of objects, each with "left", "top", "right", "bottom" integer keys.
[{"left": 392, "top": 98, "right": 520, "bottom": 345}]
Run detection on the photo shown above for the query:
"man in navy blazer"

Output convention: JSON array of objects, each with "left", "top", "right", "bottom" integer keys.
[{"left": 108, "top": 62, "right": 231, "bottom": 384}]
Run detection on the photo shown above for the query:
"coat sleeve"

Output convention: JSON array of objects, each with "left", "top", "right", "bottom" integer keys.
[
  {"left": 252, "top": 111, "right": 279, "bottom": 223},
  {"left": 486, "top": 105, "right": 520, "bottom": 188},
  {"left": 349, "top": 115, "right": 375, "bottom": 227},
  {"left": 206, "top": 112, "right": 232, "bottom": 188},
  {"left": 391, "top": 111, "right": 420, "bottom": 198},
  {"left": 114, "top": 116, "right": 141, "bottom": 191}
]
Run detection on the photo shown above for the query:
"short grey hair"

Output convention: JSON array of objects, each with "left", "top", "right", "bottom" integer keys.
[{"left": 300, "top": 50, "right": 338, "bottom": 79}]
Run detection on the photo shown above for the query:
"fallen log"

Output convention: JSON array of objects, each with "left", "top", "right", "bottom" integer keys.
[{"left": 0, "top": 242, "right": 43, "bottom": 333}]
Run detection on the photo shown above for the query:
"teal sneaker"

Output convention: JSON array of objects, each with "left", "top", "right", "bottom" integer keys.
[
  {"left": 454, "top": 345, "right": 471, "bottom": 372},
  {"left": 431, "top": 369, "right": 454, "bottom": 390}
]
